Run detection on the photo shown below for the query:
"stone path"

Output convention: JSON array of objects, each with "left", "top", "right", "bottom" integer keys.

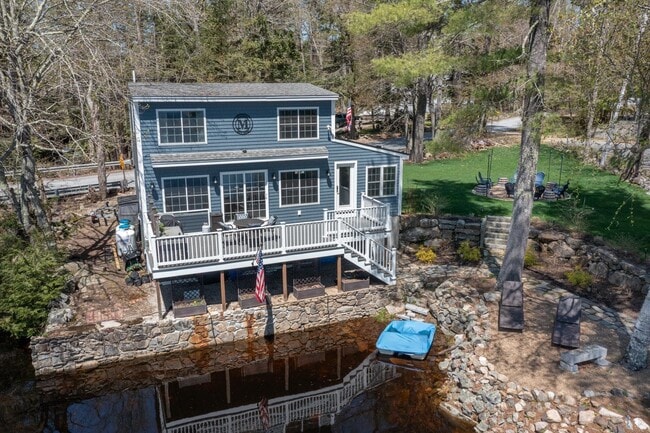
[{"left": 527, "top": 276, "right": 637, "bottom": 336}]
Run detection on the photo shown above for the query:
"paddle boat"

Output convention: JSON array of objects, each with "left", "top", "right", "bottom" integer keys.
[{"left": 375, "top": 320, "right": 436, "bottom": 360}]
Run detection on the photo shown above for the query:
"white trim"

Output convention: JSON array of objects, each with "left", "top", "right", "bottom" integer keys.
[
  {"left": 151, "top": 155, "right": 327, "bottom": 168},
  {"left": 160, "top": 175, "right": 211, "bottom": 214},
  {"left": 278, "top": 168, "right": 321, "bottom": 208},
  {"left": 219, "top": 169, "right": 269, "bottom": 221},
  {"left": 398, "top": 158, "right": 404, "bottom": 214},
  {"left": 365, "top": 165, "right": 398, "bottom": 198},
  {"left": 151, "top": 248, "right": 345, "bottom": 279},
  {"left": 156, "top": 108, "right": 207, "bottom": 146},
  {"left": 334, "top": 161, "right": 357, "bottom": 210},
  {"left": 277, "top": 107, "right": 320, "bottom": 141}
]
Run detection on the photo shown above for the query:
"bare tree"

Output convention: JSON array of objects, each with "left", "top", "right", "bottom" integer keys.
[
  {"left": 0, "top": 0, "right": 104, "bottom": 237},
  {"left": 497, "top": 0, "right": 552, "bottom": 286}
]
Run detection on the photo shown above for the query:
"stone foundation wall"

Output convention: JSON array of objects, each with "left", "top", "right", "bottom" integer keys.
[{"left": 30, "top": 287, "right": 393, "bottom": 375}]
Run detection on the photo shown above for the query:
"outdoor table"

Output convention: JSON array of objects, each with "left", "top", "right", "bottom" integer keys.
[{"left": 233, "top": 218, "right": 264, "bottom": 229}]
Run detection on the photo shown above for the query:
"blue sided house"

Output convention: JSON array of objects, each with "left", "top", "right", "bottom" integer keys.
[{"left": 127, "top": 82, "right": 406, "bottom": 313}]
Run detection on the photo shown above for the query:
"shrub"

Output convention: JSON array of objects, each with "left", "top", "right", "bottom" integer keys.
[
  {"left": 565, "top": 265, "right": 593, "bottom": 289},
  {"left": 0, "top": 229, "right": 67, "bottom": 339},
  {"left": 457, "top": 240, "right": 481, "bottom": 264},
  {"left": 524, "top": 247, "right": 538, "bottom": 268},
  {"left": 415, "top": 246, "right": 437, "bottom": 264},
  {"left": 374, "top": 308, "right": 393, "bottom": 323},
  {"left": 402, "top": 188, "right": 448, "bottom": 216}
]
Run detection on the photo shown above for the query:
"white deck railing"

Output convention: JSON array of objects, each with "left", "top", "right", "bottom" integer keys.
[
  {"left": 165, "top": 353, "right": 398, "bottom": 433},
  {"left": 146, "top": 199, "right": 396, "bottom": 282},
  {"left": 150, "top": 220, "right": 341, "bottom": 269},
  {"left": 339, "top": 221, "right": 397, "bottom": 278},
  {"left": 324, "top": 195, "right": 389, "bottom": 232}
]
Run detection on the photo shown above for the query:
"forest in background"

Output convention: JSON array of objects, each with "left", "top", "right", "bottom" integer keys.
[{"left": 1, "top": 0, "right": 650, "bottom": 354}]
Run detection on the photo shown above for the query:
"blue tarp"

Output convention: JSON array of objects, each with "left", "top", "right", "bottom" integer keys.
[{"left": 375, "top": 320, "right": 436, "bottom": 359}]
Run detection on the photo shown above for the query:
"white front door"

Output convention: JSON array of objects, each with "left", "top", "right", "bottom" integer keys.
[{"left": 335, "top": 162, "right": 357, "bottom": 210}]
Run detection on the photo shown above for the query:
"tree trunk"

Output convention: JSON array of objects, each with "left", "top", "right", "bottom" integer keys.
[
  {"left": 18, "top": 127, "right": 51, "bottom": 236},
  {"left": 585, "top": 82, "right": 598, "bottom": 145},
  {"left": 600, "top": 11, "right": 648, "bottom": 167},
  {"left": 410, "top": 78, "right": 427, "bottom": 163},
  {"left": 85, "top": 86, "right": 107, "bottom": 200},
  {"left": 434, "top": 76, "right": 443, "bottom": 138},
  {"left": 625, "top": 290, "right": 650, "bottom": 370},
  {"left": 498, "top": 0, "right": 550, "bottom": 286}
]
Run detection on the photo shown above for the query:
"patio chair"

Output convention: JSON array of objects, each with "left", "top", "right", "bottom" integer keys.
[
  {"left": 534, "top": 171, "right": 545, "bottom": 187},
  {"left": 476, "top": 171, "right": 492, "bottom": 188},
  {"left": 261, "top": 215, "right": 277, "bottom": 227},
  {"left": 504, "top": 182, "right": 515, "bottom": 198},
  {"left": 159, "top": 213, "right": 182, "bottom": 229},
  {"left": 534, "top": 184, "right": 546, "bottom": 200},
  {"left": 553, "top": 181, "right": 570, "bottom": 199}
]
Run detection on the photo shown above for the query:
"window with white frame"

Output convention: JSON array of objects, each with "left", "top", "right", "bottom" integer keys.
[
  {"left": 221, "top": 171, "right": 268, "bottom": 221},
  {"left": 158, "top": 109, "right": 206, "bottom": 144},
  {"left": 279, "top": 169, "right": 319, "bottom": 206},
  {"left": 278, "top": 108, "right": 318, "bottom": 140},
  {"left": 163, "top": 176, "right": 210, "bottom": 212},
  {"left": 367, "top": 166, "right": 397, "bottom": 197}
]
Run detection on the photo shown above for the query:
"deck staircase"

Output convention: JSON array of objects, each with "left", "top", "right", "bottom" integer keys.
[
  {"left": 483, "top": 215, "right": 511, "bottom": 258},
  {"left": 338, "top": 221, "right": 397, "bottom": 285},
  {"left": 343, "top": 250, "right": 396, "bottom": 285}
]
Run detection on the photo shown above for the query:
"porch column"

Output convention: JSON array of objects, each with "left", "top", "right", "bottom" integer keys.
[
  {"left": 155, "top": 280, "right": 163, "bottom": 320},
  {"left": 220, "top": 271, "right": 226, "bottom": 318},
  {"left": 336, "top": 256, "right": 342, "bottom": 292},
  {"left": 282, "top": 263, "right": 288, "bottom": 301}
]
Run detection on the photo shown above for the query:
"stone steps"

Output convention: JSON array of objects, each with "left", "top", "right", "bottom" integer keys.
[{"left": 483, "top": 215, "right": 511, "bottom": 257}]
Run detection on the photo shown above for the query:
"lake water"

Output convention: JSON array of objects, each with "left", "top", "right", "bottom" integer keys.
[{"left": 4, "top": 319, "right": 473, "bottom": 433}]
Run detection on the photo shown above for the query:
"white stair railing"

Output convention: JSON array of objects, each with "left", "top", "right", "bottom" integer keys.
[{"left": 165, "top": 353, "right": 398, "bottom": 433}]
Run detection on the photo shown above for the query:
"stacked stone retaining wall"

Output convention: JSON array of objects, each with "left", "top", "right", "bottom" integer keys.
[
  {"left": 401, "top": 215, "right": 649, "bottom": 296},
  {"left": 31, "top": 287, "right": 393, "bottom": 375}
]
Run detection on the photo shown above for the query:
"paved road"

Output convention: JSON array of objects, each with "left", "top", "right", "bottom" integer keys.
[
  {"left": 1, "top": 170, "right": 135, "bottom": 201},
  {"left": 42, "top": 170, "right": 135, "bottom": 195},
  {"left": 362, "top": 116, "right": 522, "bottom": 152}
]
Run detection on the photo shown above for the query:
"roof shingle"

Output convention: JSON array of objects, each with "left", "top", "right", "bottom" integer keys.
[{"left": 129, "top": 82, "right": 338, "bottom": 100}]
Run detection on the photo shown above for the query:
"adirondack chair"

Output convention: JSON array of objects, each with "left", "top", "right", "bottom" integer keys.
[
  {"left": 553, "top": 181, "right": 570, "bottom": 199},
  {"left": 552, "top": 295, "right": 581, "bottom": 348},
  {"left": 499, "top": 280, "right": 524, "bottom": 331},
  {"left": 476, "top": 171, "right": 493, "bottom": 187}
]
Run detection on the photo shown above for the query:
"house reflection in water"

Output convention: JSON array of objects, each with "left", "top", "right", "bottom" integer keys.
[{"left": 160, "top": 347, "right": 398, "bottom": 433}]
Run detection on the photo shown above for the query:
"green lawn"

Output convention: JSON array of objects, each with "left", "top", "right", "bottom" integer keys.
[{"left": 403, "top": 145, "right": 650, "bottom": 256}]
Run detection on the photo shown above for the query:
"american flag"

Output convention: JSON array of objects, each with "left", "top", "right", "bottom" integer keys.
[
  {"left": 345, "top": 105, "right": 353, "bottom": 130},
  {"left": 254, "top": 248, "right": 266, "bottom": 303},
  {"left": 258, "top": 397, "right": 270, "bottom": 431}
]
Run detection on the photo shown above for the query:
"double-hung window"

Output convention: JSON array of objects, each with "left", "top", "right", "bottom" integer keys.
[
  {"left": 367, "top": 166, "right": 397, "bottom": 197},
  {"left": 158, "top": 109, "right": 206, "bottom": 145},
  {"left": 278, "top": 108, "right": 318, "bottom": 140},
  {"left": 163, "top": 176, "right": 210, "bottom": 213},
  {"left": 279, "top": 169, "right": 319, "bottom": 206}
]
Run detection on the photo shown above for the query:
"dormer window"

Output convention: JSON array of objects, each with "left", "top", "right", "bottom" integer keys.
[
  {"left": 278, "top": 108, "right": 318, "bottom": 140},
  {"left": 157, "top": 109, "right": 206, "bottom": 145}
]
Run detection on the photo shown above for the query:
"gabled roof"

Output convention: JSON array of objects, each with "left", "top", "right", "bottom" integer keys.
[{"left": 128, "top": 82, "right": 338, "bottom": 102}]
